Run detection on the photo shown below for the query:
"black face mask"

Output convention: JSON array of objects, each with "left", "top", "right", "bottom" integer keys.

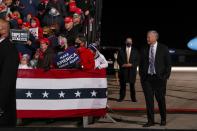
[
  {"left": 50, "top": 29, "right": 58, "bottom": 36},
  {"left": 74, "top": 43, "right": 80, "bottom": 48},
  {"left": 126, "top": 43, "right": 132, "bottom": 47},
  {"left": 43, "top": 34, "right": 49, "bottom": 38}
]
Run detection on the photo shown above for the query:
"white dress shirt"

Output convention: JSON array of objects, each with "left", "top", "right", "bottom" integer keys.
[
  {"left": 148, "top": 42, "right": 158, "bottom": 74},
  {"left": 126, "top": 46, "right": 131, "bottom": 63}
]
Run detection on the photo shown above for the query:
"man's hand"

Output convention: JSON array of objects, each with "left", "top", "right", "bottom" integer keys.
[
  {"left": 127, "top": 63, "right": 132, "bottom": 67},
  {"left": 26, "top": 40, "right": 32, "bottom": 46},
  {"left": 122, "top": 63, "right": 132, "bottom": 68}
]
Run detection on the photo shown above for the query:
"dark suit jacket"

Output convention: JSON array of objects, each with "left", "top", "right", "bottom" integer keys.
[
  {"left": 139, "top": 43, "right": 171, "bottom": 81},
  {"left": 0, "top": 38, "right": 19, "bottom": 126},
  {"left": 117, "top": 46, "right": 139, "bottom": 83}
]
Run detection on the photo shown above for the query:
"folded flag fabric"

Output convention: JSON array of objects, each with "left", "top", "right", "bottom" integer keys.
[{"left": 16, "top": 69, "right": 107, "bottom": 118}]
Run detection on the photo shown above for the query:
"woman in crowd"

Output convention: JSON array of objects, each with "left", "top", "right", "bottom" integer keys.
[{"left": 75, "top": 34, "right": 95, "bottom": 70}]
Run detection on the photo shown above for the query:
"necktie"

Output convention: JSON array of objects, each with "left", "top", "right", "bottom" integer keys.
[{"left": 149, "top": 46, "right": 155, "bottom": 75}]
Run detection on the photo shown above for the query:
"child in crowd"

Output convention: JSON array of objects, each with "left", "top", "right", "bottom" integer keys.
[
  {"left": 18, "top": 53, "right": 32, "bottom": 69},
  {"left": 29, "top": 50, "right": 39, "bottom": 68}
]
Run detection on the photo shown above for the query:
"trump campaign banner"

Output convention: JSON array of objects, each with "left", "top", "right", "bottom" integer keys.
[
  {"left": 55, "top": 47, "right": 80, "bottom": 69},
  {"left": 16, "top": 69, "right": 107, "bottom": 118},
  {"left": 29, "top": 27, "right": 39, "bottom": 39},
  {"left": 10, "top": 29, "right": 29, "bottom": 43}
]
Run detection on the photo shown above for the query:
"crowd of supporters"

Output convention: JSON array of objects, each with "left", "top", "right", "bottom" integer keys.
[{"left": 0, "top": 0, "right": 107, "bottom": 70}]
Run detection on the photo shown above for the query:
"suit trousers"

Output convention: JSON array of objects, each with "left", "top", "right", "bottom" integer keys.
[
  {"left": 119, "top": 79, "right": 136, "bottom": 101},
  {"left": 141, "top": 75, "right": 167, "bottom": 123}
]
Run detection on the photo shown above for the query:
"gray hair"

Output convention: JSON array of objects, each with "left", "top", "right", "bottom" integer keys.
[{"left": 147, "top": 30, "right": 159, "bottom": 39}]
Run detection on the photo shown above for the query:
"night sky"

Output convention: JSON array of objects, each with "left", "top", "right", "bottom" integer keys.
[{"left": 101, "top": 1, "right": 197, "bottom": 50}]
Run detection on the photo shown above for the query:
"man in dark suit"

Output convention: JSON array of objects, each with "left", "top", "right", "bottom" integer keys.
[
  {"left": 139, "top": 30, "right": 171, "bottom": 127},
  {"left": 117, "top": 37, "right": 138, "bottom": 102},
  {"left": 0, "top": 19, "right": 19, "bottom": 127}
]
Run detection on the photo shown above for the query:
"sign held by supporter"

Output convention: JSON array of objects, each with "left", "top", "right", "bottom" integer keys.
[
  {"left": 29, "top": 27, "right": 38, "bottom": 39},
  {"left": 10, "top": 29, "right": 29, "bottom": 43},
  {"left": 56, "top": 47, "right": 80, "bottom": 69}
]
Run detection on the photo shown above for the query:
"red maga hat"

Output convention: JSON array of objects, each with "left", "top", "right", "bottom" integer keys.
[
  {"left": 40, "top": 38, "right": 50, "bottom": 45},
  {"left": 69, "top": 1, "right": 77, "bottom": 12},
  {"left": 17, "top": 18, "right": 23, "bottom": 25},
  {"left": 41, "top": 0, "right": 49, "bottom": 3},
  {"left": 75, "top": 8, "right": 82, "bottom": 15},
  {"left": 64, "top": 17, "right": 73, "bottom": 23},
  {"left": 22, "top": 22, "right": 31, "bottom": 28}
]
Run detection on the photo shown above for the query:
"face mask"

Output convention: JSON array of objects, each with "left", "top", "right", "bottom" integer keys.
[
  {"left": 74, "top": 43, "right": 80, "bottom": 48},
  {"left": 43, "top": 34, "right": 49, "bottom": 38},
  {"left": 126, "top": 43, "right": 132, "bottom": 47},
  {"left": 53, "top": 29, "right": 59, "bottom": 36},
  {"left": 58, "top": 37, "right": 66, "bottom": 46}
]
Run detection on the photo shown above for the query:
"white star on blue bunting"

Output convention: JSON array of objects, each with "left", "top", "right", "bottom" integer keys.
[
  {"left": 75, "top": 91, "right": 81, "bottom": 98},
  {"left": 58, "top": 91, "right": 65, "bottom": 98},
  {"left": 90, "top": 90, "right": 97, "bottom": 97},
  {"left": 42, "top": 91, "right": 49, "bottom": 98},
  {"left": 25, "top": 91, "right": 32, "bottom": 98}
]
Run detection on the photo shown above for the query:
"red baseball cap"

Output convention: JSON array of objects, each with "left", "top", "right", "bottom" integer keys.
[
  {"left": 75, "top": 8, "right": 82, "bottom": 15},
  {"left": 40, "top": 38, "right": 50, "bottom": 45},
  {"left": 64, "top": 17, "right": 73, "bottom": 23},
  {"left": 17, "top": 19, "right": 23, "bottom": 25},
  {"left": 41, "top": 0, "right": 49, "bottom": 4},
  {"left": 69, "top": 1, "right": 77, "bottom": 12},
  {"left": 22, "top": 22, "right": 31, "bottom": 28}
]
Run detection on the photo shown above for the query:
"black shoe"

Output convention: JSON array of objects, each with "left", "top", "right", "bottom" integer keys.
[
  {"left": 143, "top": 122, "right": 155, "bottom": 127},
  {"left": 117, "top": 99, "right": 124, "bottom": 102},
  {"left": 160, "top": 120, "right": 166, "bottom": 126}
]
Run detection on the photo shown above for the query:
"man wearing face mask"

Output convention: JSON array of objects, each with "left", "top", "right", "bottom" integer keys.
[
  {"left": 117, "top": 37, "right": 139, "bottom": 102},
  {"left": 0, "top": 19, "right": 19, "bottom": 126}
]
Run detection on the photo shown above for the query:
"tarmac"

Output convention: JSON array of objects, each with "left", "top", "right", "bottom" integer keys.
[{"left": 18, "top": 71, "right": 197, "bottom": 130}]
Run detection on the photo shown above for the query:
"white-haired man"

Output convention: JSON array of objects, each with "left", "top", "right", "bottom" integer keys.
[{"left": 139, "top": 30, "right": 171, "bottom": 127}]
